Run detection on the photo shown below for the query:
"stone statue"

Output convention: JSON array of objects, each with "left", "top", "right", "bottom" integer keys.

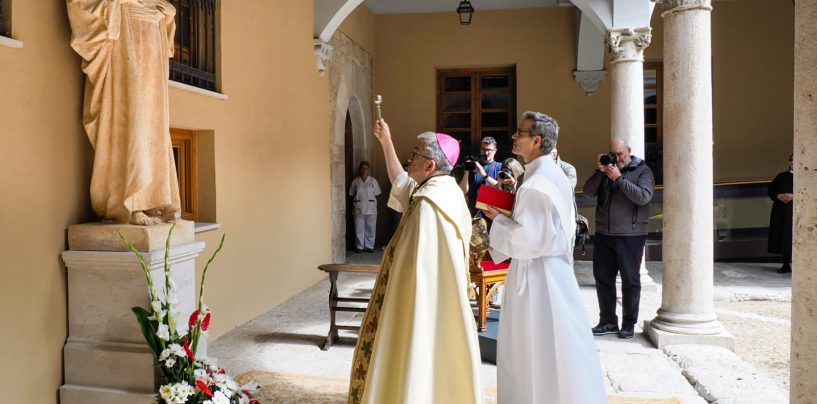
[{"left": 67, "top": 0, "right": 181, "bottom": 225}]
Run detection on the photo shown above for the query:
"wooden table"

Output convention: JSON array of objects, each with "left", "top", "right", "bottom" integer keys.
[{"left": 317, "top": 264, "right": 380, "bottom": 350}]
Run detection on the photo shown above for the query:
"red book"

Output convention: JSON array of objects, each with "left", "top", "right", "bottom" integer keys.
[{"left": 475, "top": 185, "right": 515, "bottom": 216}]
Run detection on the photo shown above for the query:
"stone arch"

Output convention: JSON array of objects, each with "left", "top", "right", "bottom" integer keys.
[{"left": 327, "top": 31, "right": 373, "bottom": 262}]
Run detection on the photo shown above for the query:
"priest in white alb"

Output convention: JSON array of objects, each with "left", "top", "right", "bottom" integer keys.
[
  {"left": 348, "top": 119, "right": 483, "bottom": 404},
  {"left": 482, "top": 111, "right": 607, "bottom": 403}
]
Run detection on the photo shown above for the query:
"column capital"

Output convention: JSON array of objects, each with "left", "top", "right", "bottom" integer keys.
[
  {"left": 658, "top": 0, "right": 713, "bottom": 17},
  {"left": 606, "top": 27, "right": 652, "bottom": 64}
]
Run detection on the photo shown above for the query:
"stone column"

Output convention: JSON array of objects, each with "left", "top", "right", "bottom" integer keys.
[
  {"left": 59, "top": 222, "right": 204, "bottom": 404},
  {"left": 791, "top": 0, "right": 817, "bottom": 401},
  {"left": 644, "top": 0, "right": 733, "bottom": 349},
  {"left": 606, "top": 27, "right": 657, "bottom": 292}
]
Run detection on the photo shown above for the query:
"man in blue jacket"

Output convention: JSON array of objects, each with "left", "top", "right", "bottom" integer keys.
[{"left": 582, "top": 137, "right": 655, "bottom": 339}]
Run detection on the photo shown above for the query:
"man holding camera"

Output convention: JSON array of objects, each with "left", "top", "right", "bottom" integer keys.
[
  {"left": 582, "top": 137, "right": 655, "bottom": 339},
  {"left": 460, "top": 137, "right": 502, "bottom": 215}
]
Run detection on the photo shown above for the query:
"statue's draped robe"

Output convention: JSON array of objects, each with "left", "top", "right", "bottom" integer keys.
[
  {"left": 67, "top": 0, "right": 180, "bottom": 223},
  {"left": 490, "top": 157, "right": 607, "bottom": 404},
  {"left": 348, "top": 172, "right": 483, "bottom": 404}
]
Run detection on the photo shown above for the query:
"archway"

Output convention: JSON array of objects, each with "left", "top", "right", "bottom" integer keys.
[{"left": 326, "top": 29, "right": 373, "bottom": 262}]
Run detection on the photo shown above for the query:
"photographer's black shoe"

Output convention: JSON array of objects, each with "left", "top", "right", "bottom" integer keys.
[
  {"left": 777, "top": 263, "right": 792, "bottom": 274},
  {"left": 617, "top": 327, "right": 635, "bottom": 339},
  {"left": 591, "top": 323, "right": 619, "bottom": 336}
]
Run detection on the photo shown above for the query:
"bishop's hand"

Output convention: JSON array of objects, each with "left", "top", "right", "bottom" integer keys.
[{"left": 374, "top": 118, "right": 392, "bottom": 144}]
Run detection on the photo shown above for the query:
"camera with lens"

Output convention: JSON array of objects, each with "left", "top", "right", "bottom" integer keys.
[
  {"left": 498, "top": 170, "right": 513, "bottom": 180},
  {"left": 599, "top": 153, "right": 618, "bottom": 166},
  {"left": 461, "top": 154, "right": 485, "bottom": 171}
]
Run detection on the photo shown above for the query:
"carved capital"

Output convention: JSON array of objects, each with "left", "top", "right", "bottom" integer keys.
[
  {"left": 313, "top": 39, "right": 334, "bottom": 76},
  {"left": 573, "top": 70, "right": 607, "bottom": 96},
  {"left": 657, "top": 0, "right": 713, "bottom": 16},
  {"left": 606, "top": 27, "right": 652, "bottom": 64}
]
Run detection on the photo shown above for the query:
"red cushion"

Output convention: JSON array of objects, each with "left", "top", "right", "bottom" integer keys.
[{"left": 480, "top": 260, "right": 510, "bottom": 271}]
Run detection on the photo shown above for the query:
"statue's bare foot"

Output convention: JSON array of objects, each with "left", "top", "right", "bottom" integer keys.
[
  {"left": 130, "top": 211, "right": 162, "bottom": 226},
  {"left": 161, "top": 208, "right": 181, "bottom": 222},
  {"left": 144, "top": 206, "right": 181, "bottom": 223}
]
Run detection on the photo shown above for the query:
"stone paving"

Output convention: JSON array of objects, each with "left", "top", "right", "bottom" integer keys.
[{"left": 210, "top": 252, "right": 791, "bottom": 403}]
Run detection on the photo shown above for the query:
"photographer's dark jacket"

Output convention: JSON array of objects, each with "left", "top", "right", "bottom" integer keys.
[{"left": 582, "top": 156, "right": 655, "bottom": 236}]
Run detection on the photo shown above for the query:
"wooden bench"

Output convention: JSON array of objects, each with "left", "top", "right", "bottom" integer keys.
[{"left": 317, "top": 263, "right": 380, "bottom": 350}]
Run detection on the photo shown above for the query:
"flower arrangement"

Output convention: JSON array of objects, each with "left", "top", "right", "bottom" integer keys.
[{"left": 120, "top": 223, "right": 260, "bottom": 404}]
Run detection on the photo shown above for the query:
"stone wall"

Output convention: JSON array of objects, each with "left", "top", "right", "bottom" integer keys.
[{"left": 326, "top": 31, "right": 374, "bottom": 262}]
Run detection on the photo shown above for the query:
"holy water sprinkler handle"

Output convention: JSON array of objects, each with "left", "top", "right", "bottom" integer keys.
[{"left": 375, "top": 95, "right": 383, "bottom": 120}]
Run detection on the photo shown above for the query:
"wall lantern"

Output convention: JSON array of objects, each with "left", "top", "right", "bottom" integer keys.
[{"left": 457, "top": 1, "right": 475, "bottom": 25}]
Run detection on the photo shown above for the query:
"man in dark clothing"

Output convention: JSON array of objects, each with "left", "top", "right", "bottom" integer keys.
[
  {"left": 768, "top": 154, "right": 794, "bottom": 274},
  {"left": 582, "top": 138, "right": 655, "bottom": 339}
]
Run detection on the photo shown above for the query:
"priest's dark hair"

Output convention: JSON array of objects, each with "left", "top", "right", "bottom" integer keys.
[{"left": 522, "top": 111, "right": 559, "bottom": 155}]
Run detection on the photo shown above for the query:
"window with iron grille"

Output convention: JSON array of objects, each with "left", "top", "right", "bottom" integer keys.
[
  {"left": 0, "top": 0, "right": 10, "bottom": 37},
  {"left": 169, "top": 0, "right": 217, "bottom": 91}
]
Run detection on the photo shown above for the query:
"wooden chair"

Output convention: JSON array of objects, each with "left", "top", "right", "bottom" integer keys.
[{"left": 469, "top": 217, "right": 509, "bottom": 332}]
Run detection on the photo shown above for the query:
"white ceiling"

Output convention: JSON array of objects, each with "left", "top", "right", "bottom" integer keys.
[{"left": 363, "top": 0, "right": 562, "bottom": 15}]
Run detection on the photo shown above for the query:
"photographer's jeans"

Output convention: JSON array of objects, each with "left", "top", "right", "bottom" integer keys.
[{"left": 592, "top": 233, "right": 647, "bottom": 329}]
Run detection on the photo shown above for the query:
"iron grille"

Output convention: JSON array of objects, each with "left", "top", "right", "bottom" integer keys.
[{"left": 169, "top": 0, "right": 217, "bottom": 91}]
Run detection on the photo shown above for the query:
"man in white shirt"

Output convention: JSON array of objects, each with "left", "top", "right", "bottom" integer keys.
[
  {"left": 349, "top": 161, "right": 381, "bottom": 252},
  {"left": 482, "top": 111, "right": 606, "bottom": 403}
]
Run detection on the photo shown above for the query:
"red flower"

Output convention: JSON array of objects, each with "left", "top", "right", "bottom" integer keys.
[
  {"left": 183, "top": 337, "right": 195, "bottom": 362},
  {"left": 188, "top": 310, "right": 200, "bottom": 329},
  {"left": 196, "top": 380, "right": 213, "bottom": 397},
  {"left": 188, "top": 309, "right": 212, "bottom": 332},
  {"left": 201, "top": 310, "right": 211, "bottom": 331},
  {"left": 217, "top": 368, "right": 226, "bottom": 374}
]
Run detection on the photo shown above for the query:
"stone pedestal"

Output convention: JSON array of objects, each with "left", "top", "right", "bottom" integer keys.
[
  {"left": 644, "top": 0, "right": 733, "bottom": 349},
  {"left": 791, "top": 0, "right": 817, "bottom": 401},
  {"left": 59, "top": 221, "right": 204, "bottom": 404}
]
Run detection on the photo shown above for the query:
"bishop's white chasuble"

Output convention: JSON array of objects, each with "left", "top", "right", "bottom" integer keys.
[{"left": 348, "top": 172, "right": 483, "bottom": 404}]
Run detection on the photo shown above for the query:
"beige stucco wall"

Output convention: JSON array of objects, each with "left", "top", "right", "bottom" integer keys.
[
  {"left": 373, "top": 7, "right": 611, "bottom": 185},
  {"left": 0, "top": 1, "right": 92, "bottom": 402},
  {"left": 339, "top": 3, "right": 375, "bottom": 56},
  {"left": 174, "top": 0, "right": 332, "bottom": 338},
  {"left": 374, "top": 0, "right": 793, "bottom": 187},
  {"left": 0, "top": 1, "right": 332, "bottom": 402}
]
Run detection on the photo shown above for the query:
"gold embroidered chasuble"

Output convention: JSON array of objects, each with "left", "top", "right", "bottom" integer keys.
[{"left": 348, "top": 172, "right": 483, "bottom": 404}]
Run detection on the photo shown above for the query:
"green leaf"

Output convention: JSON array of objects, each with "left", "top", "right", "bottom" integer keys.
[{"left": 132, "top": 306, "right": 161, "bottom": 357}]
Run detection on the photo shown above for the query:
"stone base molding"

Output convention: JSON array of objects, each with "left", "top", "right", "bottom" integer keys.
[
  {"left": 60, "top": 222, "right": 204, "bottom": 404},
  {"left": 644, "top": 319, "right": 735, "bottom": 351}
]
